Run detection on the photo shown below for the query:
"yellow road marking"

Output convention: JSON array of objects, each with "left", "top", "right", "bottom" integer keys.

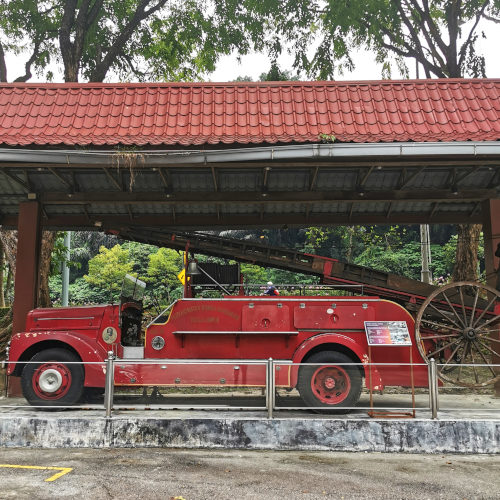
[{"left": 0, "top": 464, "right": 73, "bottom": 482}]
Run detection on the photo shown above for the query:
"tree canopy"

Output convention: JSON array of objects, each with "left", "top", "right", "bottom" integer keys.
[
  {"left": 267, "top": 0, "right": 500, "bottom": 79},
  {"left": 0, "top": 0, "right": 272, "bottom": 82}
]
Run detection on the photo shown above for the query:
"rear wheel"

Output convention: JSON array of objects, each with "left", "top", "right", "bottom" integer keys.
[
  {"left": 297, "top": 351, "right": 362, "bottom": 414},
  {"left": 21, "top": 348, "right": 84, "bottom": 409}
]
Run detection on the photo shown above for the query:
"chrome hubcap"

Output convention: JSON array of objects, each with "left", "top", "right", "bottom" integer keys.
[{"left": 38, "top": 369, "right": 63, "bottom": 393}]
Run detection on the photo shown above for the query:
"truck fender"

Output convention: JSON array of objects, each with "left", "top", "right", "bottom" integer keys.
[
  {"left": 289, "top": 333, "right": 384, "bottom": 390},
  {"left": 8, "top": 331, "right": 108, "bottom": 387}
]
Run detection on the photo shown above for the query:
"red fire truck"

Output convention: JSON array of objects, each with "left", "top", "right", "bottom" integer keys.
[
  {"left": 6, "top": 263, "right": 499, "bottom": 411},
  {"left": 6, "top": 271, "right": 432, "bottom": 412}
]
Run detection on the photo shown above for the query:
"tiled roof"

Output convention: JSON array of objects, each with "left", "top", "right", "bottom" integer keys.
[{"left": 0, "top": 79, "right": 498, "bottom": 147}]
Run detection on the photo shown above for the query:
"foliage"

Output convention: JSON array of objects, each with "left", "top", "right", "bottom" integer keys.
[
  {"left": 50, "top": 275, "right": 111, "bottom": 305},
  {"left": 146, "top": 247, "right": 184, "bottom": 302},
  {"left": 355, "top": 242, "right": 422, "bottom": 279},
  {"left": 259, "top": 62, "right": 300, "bottom": 81},
  {"left": 123, "top": 241, "right": 158, "bottom": 277},
  {"left": 240, "top": 263, "right": 269, "bottom": 284},
  {"left": 54, "top": 242, "right": 186, "bottom": 305},
  {"left": 0, "top": 0, "right": 275, "bottom": 82},
  {"left": 294, "top": 224, "right": 481, "bottom": 283},
  {"left": 84, "top": 244, "right": 134, "bottom": 298},
  {"left": 69, "top": 231, "right": 118, "bottom": 281},
  {"left": 263, "top": 0, "right": 500, "bottom": 79}
]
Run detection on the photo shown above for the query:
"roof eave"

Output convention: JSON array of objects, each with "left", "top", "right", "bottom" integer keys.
[{"left": 0, "top": 141, "right": 499, "bottom": 166}]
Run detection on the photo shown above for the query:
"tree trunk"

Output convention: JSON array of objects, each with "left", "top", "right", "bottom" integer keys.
[
  {"left": 0, "top": 228, "right": 56, "bottom": 309},
  {"left": 38, "top": 232, "right": 56, "bottom": 308},
  {"left": 452, "top": 224, "right": 482, "bottom": 281},
  {"left": 0, "top": 229, "right": 17, "bottom": 277},
  {"left": 5, "top": 266, "right": 12, "bottom": 305}
]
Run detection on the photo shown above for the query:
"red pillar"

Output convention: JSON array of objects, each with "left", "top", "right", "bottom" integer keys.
[
  {"left": 9, "top": 201, "right": 42, "bottom": 396},
  {"left": 12, "top": 201, "right": 42, "bottom": 334},
  {"left": 482, "top": 199, "right": 500, "bottom": 395},
  {"left": 483, "top": 199, "right": 500, "bottom": 290}
]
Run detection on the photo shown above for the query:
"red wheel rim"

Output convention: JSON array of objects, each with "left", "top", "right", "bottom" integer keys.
[
  {"left": 310, "top": 365, "right": 351, "bottom": 404},
  {"left": 32, "top": 363, "right": 72, "bottom": 400}
]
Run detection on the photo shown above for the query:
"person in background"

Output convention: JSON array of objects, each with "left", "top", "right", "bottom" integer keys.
[{"left": 265, "top": 281, "right": 279, "bottom": 296}]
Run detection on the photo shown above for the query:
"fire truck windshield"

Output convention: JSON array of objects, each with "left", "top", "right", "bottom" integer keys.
[{"left": 121, "top": 274, "right": 146, "bottom": 302}]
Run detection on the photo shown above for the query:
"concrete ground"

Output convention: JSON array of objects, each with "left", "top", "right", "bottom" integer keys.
[
  {"left": 0, "top": 448, "right": 499, "bottom": 499},
  {"left": 1, "top": 390, "right": 499, "bottom": 420}
]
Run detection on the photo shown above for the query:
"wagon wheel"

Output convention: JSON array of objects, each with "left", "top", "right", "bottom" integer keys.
[{"left": 415, "top": 281, "right": 500, "bottom": 388}]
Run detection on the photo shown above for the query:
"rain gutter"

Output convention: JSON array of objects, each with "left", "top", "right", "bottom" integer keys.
[{"left": 0, "top": 141, "right": 499, "bottom": 166}]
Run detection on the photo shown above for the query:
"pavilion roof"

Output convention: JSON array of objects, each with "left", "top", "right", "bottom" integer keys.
[{"left": 0, "top": 79, "right": 498, "bottom": 147}]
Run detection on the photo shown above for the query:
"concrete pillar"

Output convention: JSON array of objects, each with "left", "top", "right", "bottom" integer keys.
[
  {"left": 12, "top": 201, "right": 42, "bottom": 334},
  {"left": 482, "top": 199, "right": 500, "bottom": 396}
]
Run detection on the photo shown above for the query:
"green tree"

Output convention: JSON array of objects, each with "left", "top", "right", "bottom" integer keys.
[
  {"left": 146, "top": 247, "right": 183, "bottom": 301},
  {"left": 268, "top": 0, "right": 500, "bottom": 79},
  {"left": 0, "top": 0, "right": 272, "bottom": 82},
  {"left": 84, "top": 244, "right": 134, "bottom": 297}
]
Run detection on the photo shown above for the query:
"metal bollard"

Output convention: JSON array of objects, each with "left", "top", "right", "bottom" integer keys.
[
  {"left": 428, "top": 358, "right": 439, "bottom": 419},
  {"left": 104, "top": 351, "right": 115, "bottom": 418},
  {"left": 266, "top": 358, "right": 274, "bottom": 419}
]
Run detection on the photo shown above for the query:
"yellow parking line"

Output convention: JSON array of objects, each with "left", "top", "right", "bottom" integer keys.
[{"left": 0, "top": 464, "right": 73, "bottom": 482}]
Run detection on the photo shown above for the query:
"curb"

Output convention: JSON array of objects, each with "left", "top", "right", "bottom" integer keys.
[{"left": 1, "top": 417, "right": 498, "bottom": 453}]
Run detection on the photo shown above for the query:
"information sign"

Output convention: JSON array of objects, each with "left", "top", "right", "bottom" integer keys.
[{"left": 364, "top": 321, "right": 412, "bottom": 346}]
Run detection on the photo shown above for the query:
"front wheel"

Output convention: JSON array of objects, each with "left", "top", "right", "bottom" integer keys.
[
  {"left": 21, "top": 348, "right": 84, "bottom": 409},
  {"left": 297, "top": 351, "right": 362, "bottom": 414}
]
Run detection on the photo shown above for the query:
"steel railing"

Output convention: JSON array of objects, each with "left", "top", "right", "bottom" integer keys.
[{"left": 1, "top": 357, "right": 499, "bottom": 420}]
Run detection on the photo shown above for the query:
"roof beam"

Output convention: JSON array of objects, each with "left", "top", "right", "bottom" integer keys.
[
  {"left": 47, "top": 167, "right": 74, "bottom": 190},
  {"left": 359, "top": 166, "right": 375, "bottom": 188},
  {"left": 3, "top": 158, "right": 499, "bottom": 171},
  {"left": 386, "top": 202, "right": 394, "bottom": 219},
  {"left": 399, "top": 166, "right": 426, "bottom": 190},
  {"left": 155, "top": 167, "right": 170, "bottom": 190},
  {"left": 455, "top": 165, "right": 483, "bottom": 185},
  {"left": 102, "top": 168, "right": 123, "bottom": 191},
  {"left": 0, "top": 212, "right": 483, "bottom": 229},
  {"left": 0, "top": 169, "right": 30, "bottom": 192},
  {"left": 39, "top": 189, "right": 498, "bottom": 205},
  {"left": 309, "top": 166, "right": 319, "bottom": 191},
  {"left": 429, "top": 202, "right": 439, "bottom": 219},
  {"left": 211, "top": 166, "right": 218, "bottom": 191},
  {"left": 262, "top": 166, "right": 271, "bottom": 192}
]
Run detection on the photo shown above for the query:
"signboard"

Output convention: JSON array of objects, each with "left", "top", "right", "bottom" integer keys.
[
  {"left": 177, "top": 268, "right": 186, "bottom": 285},
  {"left": 364, "top": 321, "right": 412, "bottom": 346}
]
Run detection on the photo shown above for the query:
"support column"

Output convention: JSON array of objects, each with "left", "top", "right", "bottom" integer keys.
[
  {"left": 482, "top": 199, "right": 500, "bottom": 396},
  {"left": 12, "top": 201, "right": 42, "bottom": 334},
  {"left": 483, "top": 199, "right": 500, "bottom": 289}
]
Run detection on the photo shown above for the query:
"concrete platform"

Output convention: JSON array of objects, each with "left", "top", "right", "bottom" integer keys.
[{"left": 1, "top": 392, "right": 499, "bottom": 453}]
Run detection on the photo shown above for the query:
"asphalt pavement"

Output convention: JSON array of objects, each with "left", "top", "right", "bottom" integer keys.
[{"left": 0, "top": 448, "right": 499, "bottom": 500}]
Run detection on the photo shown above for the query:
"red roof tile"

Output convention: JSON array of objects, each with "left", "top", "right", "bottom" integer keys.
[{"left": 0, "top": 79, "right": 498, "bottom": 147}]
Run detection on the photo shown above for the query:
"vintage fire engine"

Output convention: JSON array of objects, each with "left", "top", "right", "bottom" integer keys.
[{"left": 6, "top": 256, "right": 500, "bottom": 411}]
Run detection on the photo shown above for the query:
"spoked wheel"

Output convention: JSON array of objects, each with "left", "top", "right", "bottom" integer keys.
[
  {"left": 297, "top": 351, "right": 362, "bottom": 414},
  {"left": 415, "top": 281, "right": 500, "bottom": 388}
]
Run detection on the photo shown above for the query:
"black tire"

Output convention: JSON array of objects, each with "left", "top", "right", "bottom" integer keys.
[
  {"left": 297, "top": 351, "right": 362, "bottom": 414},
  {"left": 21, "top": 348, "right": 84, "bottom": 409}
]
